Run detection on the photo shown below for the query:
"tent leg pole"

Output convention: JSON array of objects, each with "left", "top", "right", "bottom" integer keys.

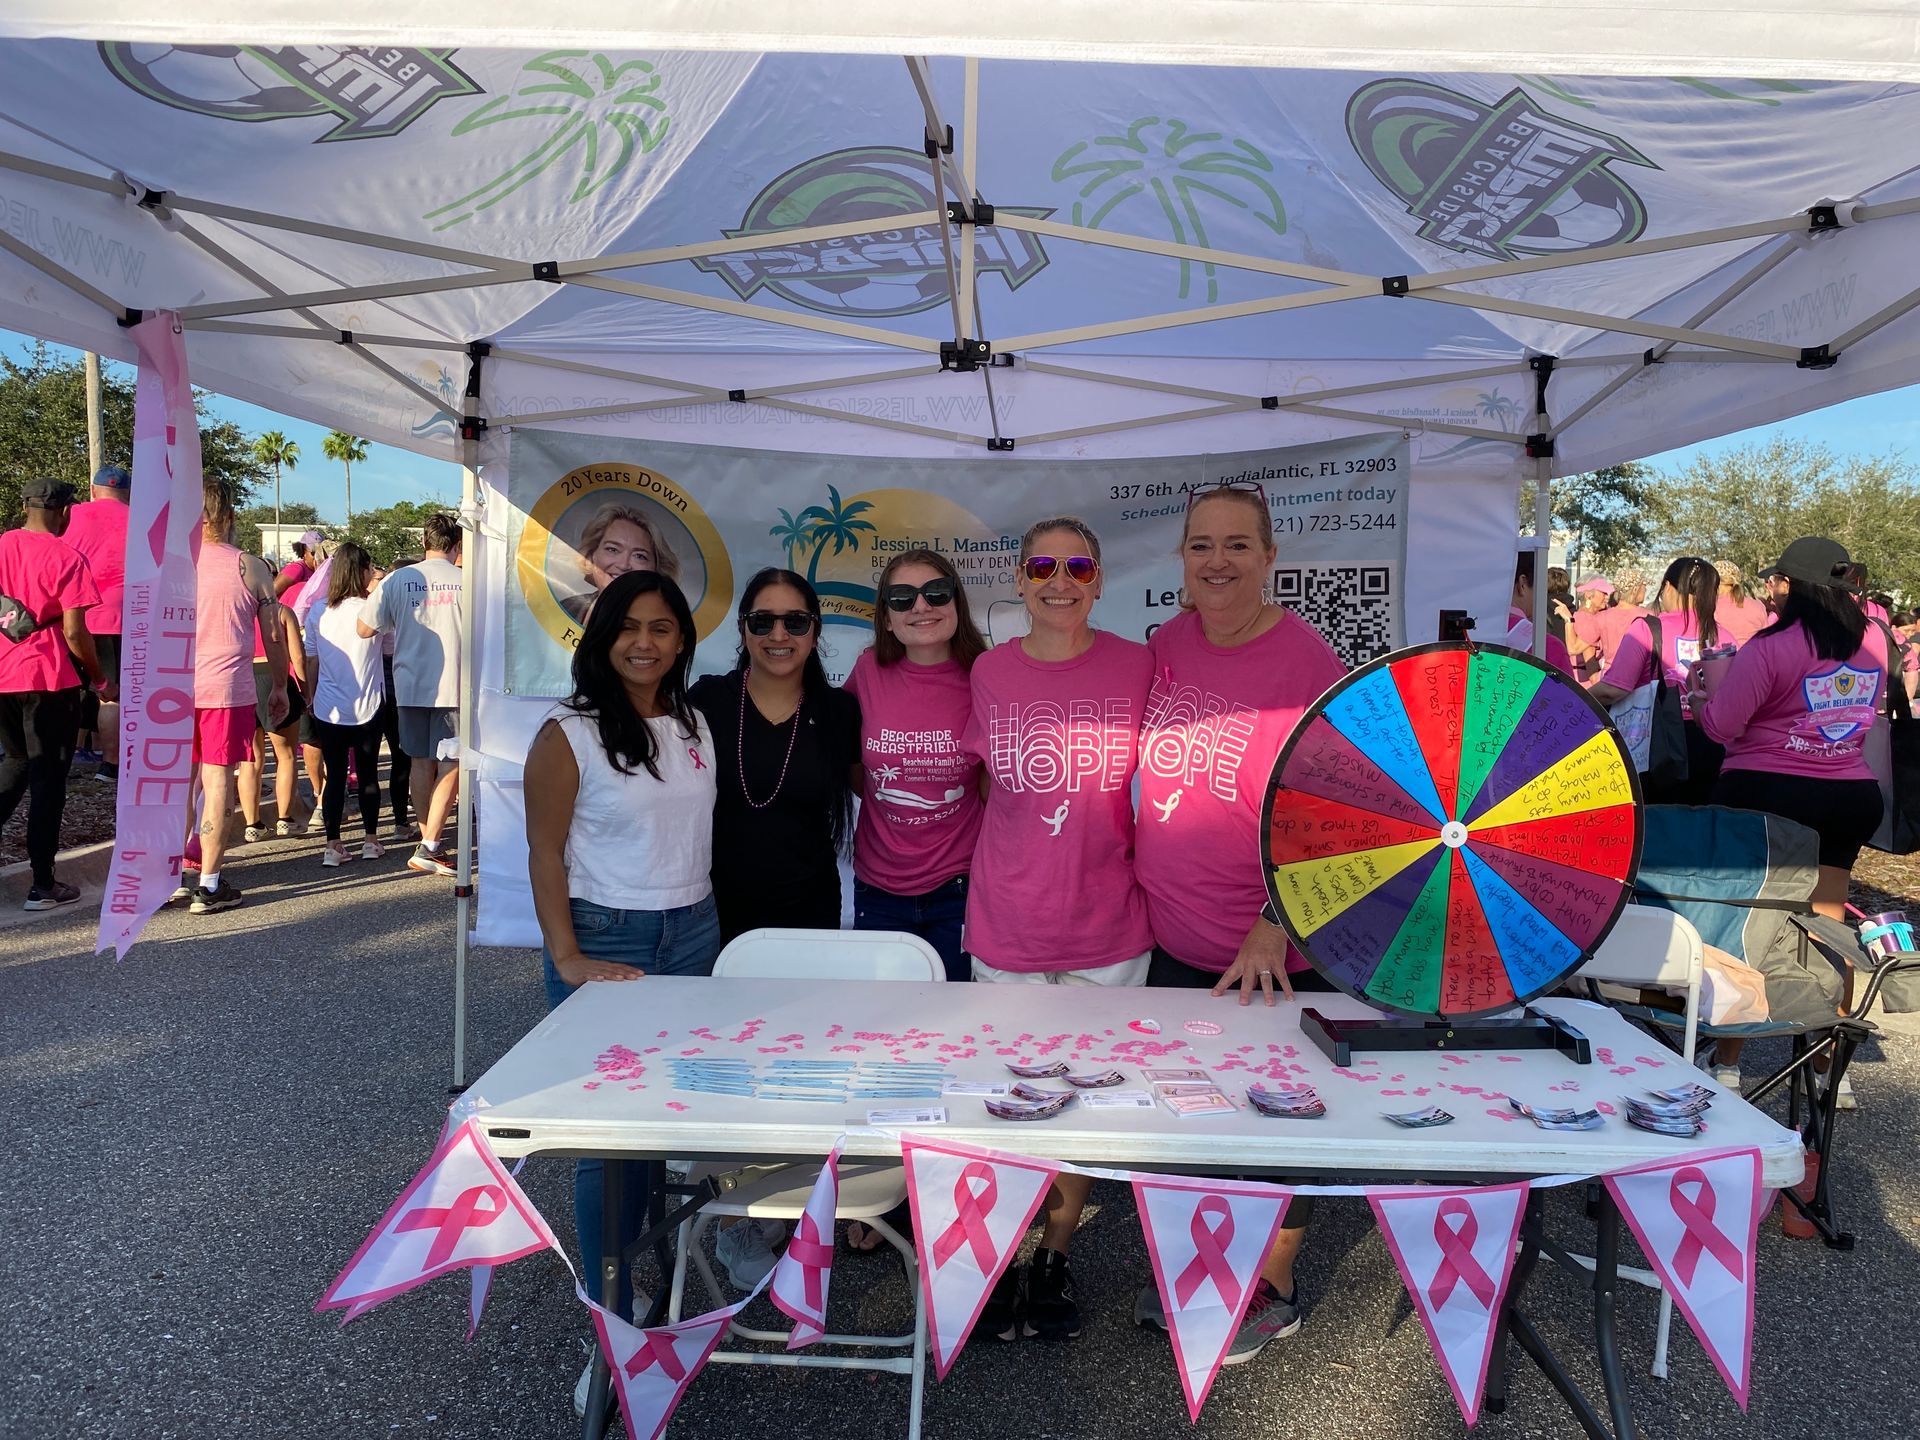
[
  {"left": 451, "top": 457, "right": 480, "bottom": 1091},
  {"left": 1531, "top": 363, "right": 1554, "bottom": 660}
]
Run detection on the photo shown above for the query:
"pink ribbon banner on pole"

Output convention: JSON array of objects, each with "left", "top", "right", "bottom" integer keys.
[{"left": 96, "top": 312, "right": 204, "bottom": 959}]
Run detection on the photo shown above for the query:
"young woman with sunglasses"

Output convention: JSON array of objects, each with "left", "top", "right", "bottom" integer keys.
[
  {"left": 690, "top": 567, "right": 860, "bottom": 944},
  {"left": 963, "top": 516, "right": 1153, "bottom": 1346},
  {"left": 1130, "top": 480, "right": 1347, "bottom": 1358},
  {"left": 845, "top": 549, "right": 988, "bottom": 983},
  {"left": 522, "top": 570, "right": 718, "bottom": 1371}
]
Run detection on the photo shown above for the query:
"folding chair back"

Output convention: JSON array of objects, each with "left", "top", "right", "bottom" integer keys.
[
  {"left": 1575, "top": 905, "right": 1704, "bottom": 1063},
  {"left": 715, "top": 927, "right": 943, "bottom": 982}
]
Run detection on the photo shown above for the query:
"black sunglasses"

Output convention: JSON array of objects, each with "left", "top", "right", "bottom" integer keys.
[
  {"left": 882, "top": 579, "right": 957, "bottom": 612},
  {"left": 744, "top": 609, "right": 816, "bottom": 637}
]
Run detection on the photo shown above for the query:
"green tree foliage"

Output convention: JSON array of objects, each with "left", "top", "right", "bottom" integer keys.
[
  {"left": 344, "top": 499, "right": 454, "bottom": 569},
  {"left": 236, "top": 501, "right": 324, "bottom": 563},
  {"left": 1649, "top": 438, "right": 1920, "bottom": 597},
  {"left": 0, "top": 343, "right": 267, "bottom": 528},
  {"left": 322, "top": 430, "right": 369, "bottom": 520},
  {"left": 1518, "top": 463, "right": 1657, "bottom": 569}
]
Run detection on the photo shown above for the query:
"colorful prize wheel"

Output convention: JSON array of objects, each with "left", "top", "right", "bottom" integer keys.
[{"left": 1262, "top": 642, "right": 1643, "bottom": 1021}]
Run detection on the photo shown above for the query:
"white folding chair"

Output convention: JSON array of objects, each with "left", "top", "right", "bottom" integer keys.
[
  {"left": 1573, "top": 903, "right": 1705, "bottom": 1380},
  {"left": 668, "top": 928, "right": 940, "bottom": 1439}
]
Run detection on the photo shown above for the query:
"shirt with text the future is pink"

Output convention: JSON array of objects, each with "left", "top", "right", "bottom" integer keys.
[{"left": 960, "top": 630, "right": 1153, "bottom": 972}]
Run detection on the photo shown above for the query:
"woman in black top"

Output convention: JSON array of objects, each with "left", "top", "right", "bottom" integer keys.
[{"left": 690, "top": 568, "right": 860, "bottom": 943}]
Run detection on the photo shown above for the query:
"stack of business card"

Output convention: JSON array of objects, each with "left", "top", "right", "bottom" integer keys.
[{"left": 1247, "top": 1082, "right": 1326, "bottom": 1119}]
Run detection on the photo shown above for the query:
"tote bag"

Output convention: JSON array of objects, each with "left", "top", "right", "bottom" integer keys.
[{"left": 1607, "top": 614, "right": 1688, "bottom": 788}]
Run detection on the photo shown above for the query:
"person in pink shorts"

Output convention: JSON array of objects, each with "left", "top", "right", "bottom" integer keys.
[{"left": 963, "top": 515, "right": 1152, "bottom": 1348}]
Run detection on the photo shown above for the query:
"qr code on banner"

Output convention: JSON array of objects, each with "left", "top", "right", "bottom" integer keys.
[{"left": 1273, "top": 565, "right": 1398, "bottom": 669}]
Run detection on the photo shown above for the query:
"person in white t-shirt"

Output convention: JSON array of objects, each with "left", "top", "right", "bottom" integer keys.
[
  {"left": 305, "top": 543, "right": 387, "bottom": 867},
  {"left": 358, "top": 512, "right": 465, "bottom": 875},
  {"left": 523, "top": 569, "right": 718, "bottom": 1397}
]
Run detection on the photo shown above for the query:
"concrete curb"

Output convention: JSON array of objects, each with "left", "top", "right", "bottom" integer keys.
[{"left": 0, "top": 839, "right": 115, "bottom": 927}]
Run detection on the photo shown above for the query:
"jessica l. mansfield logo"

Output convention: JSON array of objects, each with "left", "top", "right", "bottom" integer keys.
[
  {"left": 100, "top": 43, "right": 478, "bottom": 140},
  {"left": 696, "top": 146, "right": 1051, "bottom": 317},
  {"left": 1347, "top": 80, "right": 1657, "bottom": 260}
]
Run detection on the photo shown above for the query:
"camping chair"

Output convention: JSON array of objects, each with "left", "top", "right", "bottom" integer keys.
[
  {"left": 1604, "top": 805, "right": 1891, "bottom": 1249},
  {"left": 667, "top": 928, "right": 941, "bottom": 1440},
  {"left": 1572, "top": 904, "right": 1705, "bottom": 1379}
]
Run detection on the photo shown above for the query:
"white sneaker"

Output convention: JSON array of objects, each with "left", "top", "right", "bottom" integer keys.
[
  {"left": 714, "top": 1218, "right": 788, "bottom": 1290},
  {"left": 1710, "top": 1062, "right": 1742, "bottom": 1094},
  {"left": 244, "top": 824, "right": 266, "bottom": 844},
  {"left": 322, "top": 842, "right": 355, "bottom": 868},
  {"left": 361, "top": 839, "right": 387, "bottom": 861},
  {"left": 1834, "top": 1074, "right": 1857, "bottom": 1110},
  {"left": 168, "top": 873, "right": 199, "bottom": 905}
]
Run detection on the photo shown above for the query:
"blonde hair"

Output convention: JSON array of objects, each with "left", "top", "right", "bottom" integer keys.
[
  {"left": 1180, "top": 487, "right": 1274, "bottom": 554},
  {"left": 201, "top": 481, "right": 235, "bottom": 541},
  {"left": 577, "top": 503, "right": 680, "bottom": 582},
  {"left": 1018, "top": 515, "right": 1102, "bottom": 566}
]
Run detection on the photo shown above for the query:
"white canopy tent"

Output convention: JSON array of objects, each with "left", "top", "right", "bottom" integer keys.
[{"left": 4, "top": 14, "right": 1920, "bottom": 1077}]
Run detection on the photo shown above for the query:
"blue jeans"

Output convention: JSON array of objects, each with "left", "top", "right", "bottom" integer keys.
[
  {"left": 542, "top": 894, "right": 722, "bottom": 1318},
  {"left": 853, "top": 875, "right": 970, "bottom": 983}
]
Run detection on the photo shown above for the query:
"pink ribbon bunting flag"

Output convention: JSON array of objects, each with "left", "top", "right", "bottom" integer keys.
[
  {"left": 316, "top": 1120, "right": 559, "bottom": 1319},
  {"left": 587, "top": 1297, "right": 738, "bottom": 1440},
  {"left": 1132, "top": 1176, "right": 1294, "bottom": 1422},
  {"left": 770, "top": 1147, "right": 841, "bottom": 1349},
  {"left": 1370, "top": 1181, "right": 1530, "bottom": 1426},
  {"left": 901, "top": 1137, "right": 1057, "bottom": 1379},
  {"left": 1604, "top": 1146, "right": 1765, "bottom": 1409},
  {"left": 96, "top": 312, "right": 206, "bottom": 960}
]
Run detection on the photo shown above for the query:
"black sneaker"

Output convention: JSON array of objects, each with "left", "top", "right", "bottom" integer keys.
[
  {"left": 190, "top": 879, "right": 243, "bottom": 914},
  {"left": 23, "top": 881, "right": 80, "bottom": 911},
  {"left": 1023, "top": 1246, "right": 1080, "bottom": 1342},
  {"left": 977, "top": 1261, "right": 1024, "bottom": 1342}
]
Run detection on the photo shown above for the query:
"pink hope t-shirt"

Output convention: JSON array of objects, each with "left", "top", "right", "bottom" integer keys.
[
  {"left": 846, "top": 648, "right": 984, "bottom": 895},
  {"left": 961, "top": 630, "right": 1152, "bottom": 972},
  {"left": 1698, "top": 622, "right": 1882, "bottom": 780},
  {"left": 1137, "top": 609, "right": 1346, "bottom": 973}
]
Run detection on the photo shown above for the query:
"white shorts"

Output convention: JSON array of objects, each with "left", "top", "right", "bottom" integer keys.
[{"left": 970, "top": 950, "right": 1152, "bottom": 987}]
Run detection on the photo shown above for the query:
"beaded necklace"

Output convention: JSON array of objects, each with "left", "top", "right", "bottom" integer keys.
[{"left": 738, "top": 664, "right": 805, "bottom": 809}]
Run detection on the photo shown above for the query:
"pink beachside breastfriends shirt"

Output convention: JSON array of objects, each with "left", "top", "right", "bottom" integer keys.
[
  {"left": 1137, "top": 609, "right": 1346, "bottom": 973},
  {"left": 961, "top": 630, "right": 1152, "bottom": 971},
  {"left": 1698, "top": 622, "right": 1882, "bottom": 780},
  {"left": 846, "top": 648, "right": 984, "bottom": 895}
]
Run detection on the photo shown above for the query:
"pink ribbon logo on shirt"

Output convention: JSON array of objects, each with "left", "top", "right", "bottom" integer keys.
[
  {"left": 1173, "top": 1196, "right": 1241, "bottom": 1310},
  {"left": 1669, "top": 1167, "right": 1745, "bottom": 1286},
  {"left": 1426, "top": 1198, "right": 1498, "bottom": 1311},
  {"left": 396, "top": 1184, "right": 508, "bottom": 1269},
  {"left": 931, "top": 1163, "right": 1001, "bottom": 1271},
  {"left": 688, "top": 746, "right": 707, "bottom": 770},
  {"left": 623, "top": 1330, "right": 688, "bottom": 1382}
]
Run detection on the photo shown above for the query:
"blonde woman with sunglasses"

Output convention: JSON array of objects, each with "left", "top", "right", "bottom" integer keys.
[{"left": 960, "top": 515, "right": 1153, "bottom": 1347}]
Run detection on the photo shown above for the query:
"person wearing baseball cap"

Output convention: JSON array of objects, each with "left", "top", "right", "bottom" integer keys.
[
  {"left": 274, "top": 529, "right": 327, "bottom": 597},
  {"left": 1695, "top": 536, "right": 1885, "bottom": 1096},
  {"left": 62, "top": 463, "right": 133, "bottom": 782},
  {"left": 1, "top": 477, "right": 113, "bottom": 909}
]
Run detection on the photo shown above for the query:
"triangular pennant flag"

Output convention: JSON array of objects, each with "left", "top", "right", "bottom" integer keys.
[
  {"left": 317, "top": 1120, "right": 559, "bottom": 1319},
  {"left": 901, "top": 1137, "right": 1058, "bottom": 1379},
  {"left": 465, "top": 1158, "right": 531, "bottom": 1340},
  {"left": 1370, "top": 1181, "right": 1529, "bottom": 1426},
  {"left": 587, "top": 1292, "right": 742, "bottom": 1440},
  {"left": 1605, "top": 1146, "right": 1764, "bottom": 1409},
  {"left": 1133, "top": 1176, "right": 1293, "bottom": 1422},
  {"left": 770, "top": 1147, "right": 841, "bottom": 1349}
]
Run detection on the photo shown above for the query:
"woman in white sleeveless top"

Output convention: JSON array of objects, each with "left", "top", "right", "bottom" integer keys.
[{"left": 524, "top": 568, "right": 718, "bottom": 1345}]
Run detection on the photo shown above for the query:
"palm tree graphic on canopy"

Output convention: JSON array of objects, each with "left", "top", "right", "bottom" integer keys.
[
  {"left": 776, "top": 487, "right": 877, "bottom": 585},
  {"left": 1052, "top": 118, "right": 1287, "bottom": 303},
  {"left": 769, "top": 507, "right": 818, "bottom": 570},
  {"left": 424, "top": 51, "right": 670, "bottom": 231},
  {"left": 1476, "top": 391, "right": 1526, "bottom": 431}
]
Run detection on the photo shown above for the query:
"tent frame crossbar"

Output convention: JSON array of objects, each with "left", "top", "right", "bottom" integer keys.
[
  {"left": 184, "top": 319, "right": 470, "bottom": 352},
  {"left": 0, "top": 224, "right": 122, "bottom": 317}
]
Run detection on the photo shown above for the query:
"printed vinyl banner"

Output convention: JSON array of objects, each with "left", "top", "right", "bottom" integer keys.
[{"left": 502, "top": 429, "right": 1408, "bottom": 695}]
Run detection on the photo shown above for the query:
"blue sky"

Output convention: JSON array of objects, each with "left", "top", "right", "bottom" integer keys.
[{"left": 6, "top": 329, "right": 1914, "bottom": 518}]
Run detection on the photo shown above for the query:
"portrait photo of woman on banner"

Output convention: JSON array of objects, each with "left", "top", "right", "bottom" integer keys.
[{"left": 560, "top": 502, "right": 683, "bottom": 624}]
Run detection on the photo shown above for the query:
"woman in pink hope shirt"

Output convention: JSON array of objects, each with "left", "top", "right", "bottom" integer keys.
[
  {"left": 1588, "top": 555, "right": 1726, "bottom": 804},
  {"left": 1131, "top": 479, "right": 1346, "bottom": 1357},
  {"left": 847, "top": 549, "right": 987, "bottom": 983},
  {"left": 963, "top": 515, "right": 1152, "bottom": 1347}
]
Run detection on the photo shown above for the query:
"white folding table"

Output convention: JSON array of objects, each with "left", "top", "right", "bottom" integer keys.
[{"left": 463, "top": 978, "right": 1804, "bottom": 1439}]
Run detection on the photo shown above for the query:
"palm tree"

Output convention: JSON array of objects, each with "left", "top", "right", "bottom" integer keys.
[
  {"left": 422, "top": 52, "right": 671, "bottom": 231},
  {"left": 768, "top": 508, "right": 820, "bottom": 569},
  {"left": 322, "top": 431, "right": 369, "bottom": 521},
  {"left": 251, "top": 431, "right": 300, "bottom": 557},
  {"left": 796, "top": 486, "right": 877, "bottom": 584},
  {"left": 1052, "top": 118, "right": 1287, "bottom": 303}
]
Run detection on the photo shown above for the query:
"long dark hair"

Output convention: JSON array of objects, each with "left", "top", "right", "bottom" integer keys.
[
  {"left": 734, "top": 566, "right": 853, "bottom": 853},
  {"left": 1760, "top": 578, "right": 1869, "bottom": 662},
  {"left": 327, "top": 542, "right": 374, "bottom": 607},
  {"left": 564, "top": 570, "right": 700, "bottom": 779},
  {"left": 1660, "top": 556, "right": 1719, "bottom": 652},
  {"left": 871, "top": 548, "right": 988, "bottom": 669}
]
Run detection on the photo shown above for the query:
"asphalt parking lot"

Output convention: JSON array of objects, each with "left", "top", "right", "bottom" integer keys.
[{"left": 5, "top": 837, "right": 1918, "bottom": 1440}]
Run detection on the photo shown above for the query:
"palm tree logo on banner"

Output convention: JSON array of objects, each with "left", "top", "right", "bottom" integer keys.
[
  {"left": 423, "top": 52, "right": 670, "bottom": 231},
  {"left": 769, "top": 488, "right": 878, "bottom": 628},
  {"left": 1051, "top": 118, "right": 1287, "bottom": 304}
]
